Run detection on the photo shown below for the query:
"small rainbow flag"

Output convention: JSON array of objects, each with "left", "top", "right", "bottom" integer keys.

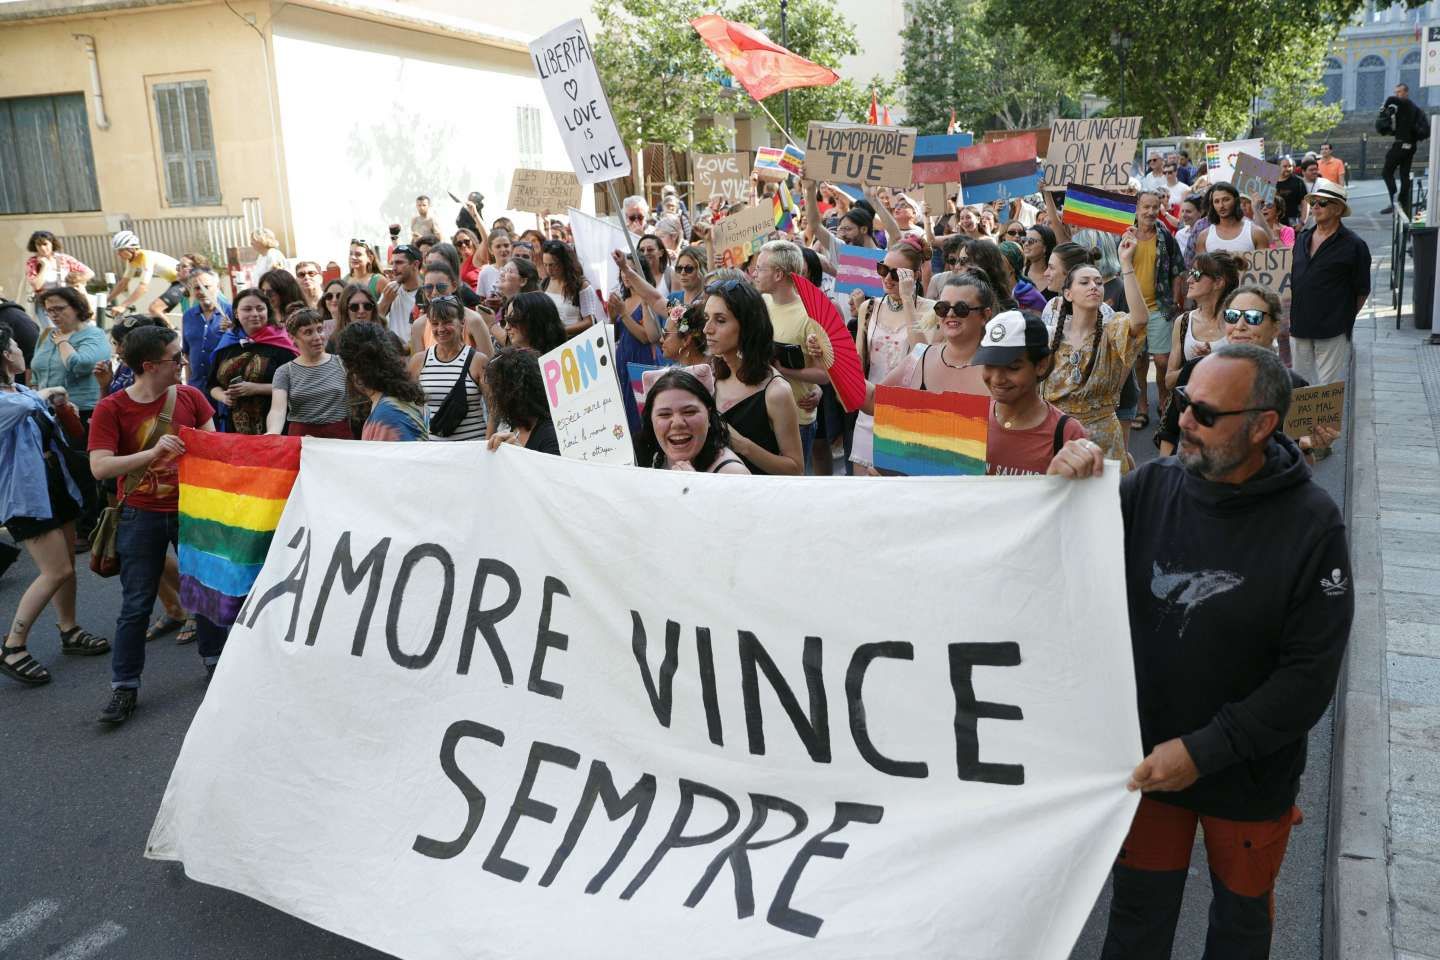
[
  {"left": 177, "top": 430, "right": 301, "bottom": 627},
  {"left": 872, "top": 386, "right": 988, "bottom": 476},
  {"left": 754, "top": 144, "right": 805, "bottom": 181},
  {"left": 834, "top": 244, "right": 885, "bottom": 300},
  {"left": 1061, "top": 183, "right": 1137, "bottom": 236},
  {"left": 773, "top": 181, "right": 797, "bottom": 233}
]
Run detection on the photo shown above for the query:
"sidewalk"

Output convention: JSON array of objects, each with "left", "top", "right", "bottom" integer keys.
[{"left": 1336, "top": 180, "right": 1440, "bottom": 960}]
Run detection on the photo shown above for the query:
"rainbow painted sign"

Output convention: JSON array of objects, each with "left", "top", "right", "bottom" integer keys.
[
  {"left": 540, "top": 327, "right": 635, "bottom": 465},
  {"left": 873, "top": 386, "right": 988, "bottom": 476}
]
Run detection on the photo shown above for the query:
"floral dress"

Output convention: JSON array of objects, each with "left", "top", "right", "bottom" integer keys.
[{"left": 1043, "top": 314, "right": 1144, "bottom": 471}]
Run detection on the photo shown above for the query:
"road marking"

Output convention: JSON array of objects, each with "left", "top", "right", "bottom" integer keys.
[
  {"left": 41, "top": 921, "right": 127, "bottom": 960},
  {"left": 0, "top": 899, "right": 61, "bottom": 950}
]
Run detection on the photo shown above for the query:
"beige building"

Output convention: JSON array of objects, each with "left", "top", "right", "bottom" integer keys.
[{"left": 0, "top": 0, "right": 589, "bottom": 305}]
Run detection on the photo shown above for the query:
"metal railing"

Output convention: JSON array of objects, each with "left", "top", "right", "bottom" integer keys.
[{"left": 61, "top": 197, "right": 264, "bottom": 280}]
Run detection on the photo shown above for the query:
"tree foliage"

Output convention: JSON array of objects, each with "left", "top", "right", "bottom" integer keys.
[
  {"left": 902, "top": 0, "right": 1089, "bottom": 135},
  {"left": 592, "top": 0, "right": 899, "bottom": 155},
  {"left": 990, "top": 0, "right": 1416, "bottom": 138},
  {"left": 1256, "top": 32, "right": 1344, "bottom": 147}
]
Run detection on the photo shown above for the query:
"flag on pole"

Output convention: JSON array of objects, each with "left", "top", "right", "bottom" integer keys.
[
  {"left": 1061, "top": 183, "right": 1138, "bottom": 235},
  {"left": 773, "top": 181, "right": 797, "bottom": 233},
  {"left": 954, "top": 133, "right": 1040, "bottom": 205},
  {"left": 690, "top": 15, "right": 839, "bottom": 101},
  {"left": 882, "top": 104, "right": 893, "bottom": 125},
  {"left": 868, "top": 90, "right": 879, "bottom": 125},
  {"left": 947, "top": 108, "right": 958, "bottom": 135}
]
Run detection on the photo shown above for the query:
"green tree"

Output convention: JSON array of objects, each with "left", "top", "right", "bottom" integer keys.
[
  {"left": 902, "top": 0, "right": 1088, "bottom": 135},
  {"left": 1256, "top": 34, "right": 1344, "bottom": 147}
]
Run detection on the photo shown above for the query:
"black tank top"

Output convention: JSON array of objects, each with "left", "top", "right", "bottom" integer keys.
[{"left": 721, "top": 375, "right": 781, "bottom": 475}]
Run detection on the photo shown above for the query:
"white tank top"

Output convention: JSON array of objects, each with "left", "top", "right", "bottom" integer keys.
[
  {"left": 1183, "top": 311, "right": 1228, "bottom": 362},
  {"left": 1204, "top": 218, "right": 1257, "bottom": 254},
  {"left": 420, "top": 345, "right": 487, "bottom": 441}
]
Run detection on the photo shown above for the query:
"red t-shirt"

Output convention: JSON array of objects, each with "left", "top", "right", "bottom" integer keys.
[
  {"left": 88, "top": 384, "right": 215, "bottom": 512},
  {"left": 986, "top": 401, "right": 1087, "bottom": 476}
]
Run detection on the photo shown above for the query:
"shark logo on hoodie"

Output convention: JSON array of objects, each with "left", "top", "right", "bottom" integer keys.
[{"left": 1151, "top": 562, "right": 1244, "bottom": 635}]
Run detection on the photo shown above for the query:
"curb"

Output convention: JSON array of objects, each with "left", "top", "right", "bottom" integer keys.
[{"left": 1324, "top": 313, "right": 1394, "bottom": 959}]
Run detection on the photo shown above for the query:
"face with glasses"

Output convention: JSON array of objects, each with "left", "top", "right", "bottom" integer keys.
[
  {"left": 500, "top": 262, "right": 525, "bottom": 298},
  {"left": 674, "top": 254, "right": 702, "bottom": 288},
  {"left": 933, "top": 286, "right": 989, "bottom": 340},
  {"left": 454, "top": 234, "right": 475, "bottom": 254},
  {"left": 1003, "top": 224, "right": 1026, "bottom": 241},
  {"left": 1219, "top": 292, "right": 1277, "bottom": 347},
  {"left": 876, "top": 252, "right": 912, "bottom": 296},
  {"left": 146, "top": 341, "right": 188, "bottom": 386},
  {"left": 295, "top": 263, "right": 322, "bottom": 297},
  {"left": 346, "top": 293, "right": 377, "bottom": 323},
  {"left": 1186, "top": 267, "right": 1215, "bottom": 294},
  {"left": 625, "top": 207, "right": 647, "bottom": 230},
  {"left": 321, "top": 281, "right": 344, "bottom": 317},
  {"left": 893, "top": 201, "right": 915, "bottom": 229},
  {"left": 422, "top": 269, "right": 454, "bottom": 300},
  {"left": 1309, "top": 195, "right": 1341, "bottom": 225},
  {"left": 1175, "top": 359, "right": 1278, "bottom": 479}
]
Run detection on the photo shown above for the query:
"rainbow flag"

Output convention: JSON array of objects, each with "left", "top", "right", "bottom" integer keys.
[
  {"left": 872, "top": 386, "right": 988, "bottom": 476},
  {"left": 177, "top": 430, "right": 301, "bottom": 627},
  {"left": 754, "top": 144, "right": 805, "bottom": 181},
  {"left": 1061, "top": 183, "right": 1137, "bottom": 235},
  {"left": 834, "top": 244, "right": 885, "bottom": 299},
  {"left": 773, "top": 181, "right": 797, "bottom": 233}
]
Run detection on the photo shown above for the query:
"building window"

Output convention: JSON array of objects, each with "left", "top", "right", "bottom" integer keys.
[
  {"left": 1322, "top": 57, "right": 1343, "bottom": 106},
  {"left": 0, "top": 93, "right": 101, "bottom": 215},
  {"left": 516, "top": 105, "right": 543, "bottom": 170},
  {"left": 153, "top": 80, "right": 220, "bottom": 206},
  {"left": 1357, "top": 54, "right": 1387, "bottom": 111},
  {"left": 1401, "top": 49, "right": 1425, "bottom": 107}
]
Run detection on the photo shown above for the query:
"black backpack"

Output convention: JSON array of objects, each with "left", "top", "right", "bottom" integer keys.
[{"left": 1376, "top": 103, "right": 1397, "bottom": 136}]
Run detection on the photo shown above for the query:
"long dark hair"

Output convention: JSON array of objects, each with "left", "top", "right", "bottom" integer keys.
[
  {"left": 636, "top": 233, "right": 669, "bottom": 285},
  {"left": 258, "top": 268, "right": 306, "bottom": 319},
  {"left": 233, "top": 287, "right": 279, "bottom": 328},
  {"left": 637, "top": 368, "right": 730, "bottom": 471},
  {"left": 336, "top": 322, "right": 425, "bottom": 404},
  {"left": 1194, "top": 252, "right": 1241, "bottom": 304},
  {"left": 706, "top": 278, "right": 773, "bottom": 385},
  {"left": 486, "top": 347, "right": 551, "bottom": 431},
  {"left": 960, "top": 238, "right": 1017, "bottom": 310},
  {"left": 541, "top": 240, "right": 587, "bottom": 305},
  {"left": 1207, "top": 182, "right": 1243, "bottom": 225},
  {"left": 1026, "top": 225, "right": 1056, "bottom": 264},
  {"left": 508, "top": 257, "right": 542, "bottom": 294},
  {"left": 334, "top": 283, "right": 379, "bottom": 339},
  {"left": 506, "top": 292, "right": 566, "bottom": 354},
  {"left": 1048, "top": 265, "right": 1105, "bottom": 386}
]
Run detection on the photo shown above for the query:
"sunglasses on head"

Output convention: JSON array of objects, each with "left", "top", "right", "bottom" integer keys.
[
  {"left": 933, "top": 300, "right": 983, "bottom": 319},
  {"left": 706, "top": 278, "right": 745, "bottom": 296},
  {"left": 347, "top": 300, "right": 374, "bottom": 313},
  {"left": 1223, "top": 307, "right": 1270, "bottom": 326},
  {"left": 1172, "top": 385, "right": 1275, "bottom": 429}
]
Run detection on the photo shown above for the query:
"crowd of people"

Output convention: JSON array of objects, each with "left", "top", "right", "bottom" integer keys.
[{"left": 0, "top": 106, "right": 1381, "bottom": 955}]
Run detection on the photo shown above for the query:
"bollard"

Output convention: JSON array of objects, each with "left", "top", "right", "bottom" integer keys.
[{"left": 1359, "top": 134, "right": 1367, "bottom": 180}]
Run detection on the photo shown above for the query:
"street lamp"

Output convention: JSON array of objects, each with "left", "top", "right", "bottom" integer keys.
[{"left": 1110, "top": 31, "right": 1133, "bottom": 114}]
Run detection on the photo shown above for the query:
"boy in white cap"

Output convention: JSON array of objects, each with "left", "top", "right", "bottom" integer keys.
[
  {"left": 1290, "top": 178, "right": 1369, "bottom": 386},
  {"left": 973, "top": 310, "right": 1087, "bottom": 475}
]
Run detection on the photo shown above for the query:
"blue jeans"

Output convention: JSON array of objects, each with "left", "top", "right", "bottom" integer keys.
[
  {"left": 111, "top": 507, "right": 178, "bottom": 689},
  {"left": 799, "top": 421, "right": 817, "bottom": 475}
]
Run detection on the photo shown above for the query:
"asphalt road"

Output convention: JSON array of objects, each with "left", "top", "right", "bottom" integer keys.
[{"left": 1, "top": 224, "right": 1364, "bottom": 958}]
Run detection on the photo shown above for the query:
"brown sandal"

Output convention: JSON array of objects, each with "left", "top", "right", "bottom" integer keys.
[{"left": 1, "top": 638, "right": 52, "bottom": 686}]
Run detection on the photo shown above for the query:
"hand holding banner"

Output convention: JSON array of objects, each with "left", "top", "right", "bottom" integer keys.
[{"left": 539, "top": 326, "right": 635, "bottom": 465}]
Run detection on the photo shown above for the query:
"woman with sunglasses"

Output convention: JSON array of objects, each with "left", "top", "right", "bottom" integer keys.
[
  {"left": 207, "top": 288, "right": 299, "bottom": 434},
  {"left": 638, "top": 368, "right": 749, "bottom": 474},
  {"left": 258, "top": 268, "right": 306, "bottom": 323},
  {"left": 1021, "top": 225, "right": 1055, "bottom": 291},
  {"left": 497, "top": 292, "right": 567, "bottom": 355},
  {"left": 318, "top": 279, "right": 345, "bottom": 339},
  {"left": 265, "top": 308, "right": 350, "bottom": 439},
  {"left": 1163, "top": 253, "right": 1239, "bottom": 392},
  {"left": 854, "top": 236, "right": 933, "bottom": 376},
  {"left": 408, "top": 295, "right": 488, "bottom": 442},
  {"left": 1156, "top": 285, "right": 1334, "bottom": 459},
  {"left": 668, "top": 245, "right": 708, "bottom": 307},
  {"left": 541, "top": 240, "right": 605, "bottom": 338},
  {"left": 345, "top": 240, "right": 385, "bottom": 299},
  {"left": 1042, "top": 234, "right": 1152, "bottom": 470},
  {"left": 1260, "top": 196, "right": 1295, "bottom": 248},
  {"left": 705, "top": 278, "right": 803, "bottom": 476},
  {"left": 452, "top": 229, "right": 483, "bottom": 291}
]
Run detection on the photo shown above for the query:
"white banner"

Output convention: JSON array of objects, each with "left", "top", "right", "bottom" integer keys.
[
  {"left": 567, "top": 205, "right": 629, "bottom": 302},
  {"left": 147, "top": 442, "right": 1141, "bottom": 960},
  {"left": 530, "top": 19, "right": 631, "bottom": 186}
]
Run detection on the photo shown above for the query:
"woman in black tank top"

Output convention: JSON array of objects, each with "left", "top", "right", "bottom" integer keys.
[{"left": 637, "top": 369, "right": 749, "bottom": 474}]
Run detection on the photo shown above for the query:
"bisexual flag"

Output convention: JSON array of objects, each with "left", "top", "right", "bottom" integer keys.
[{"left": 955, "top": 134, "right": 1039, "bottom": 205}]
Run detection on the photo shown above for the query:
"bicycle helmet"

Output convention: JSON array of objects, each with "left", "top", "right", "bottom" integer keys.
[{"left": 111, "top": 230, "right": 140, "bottom": 250}]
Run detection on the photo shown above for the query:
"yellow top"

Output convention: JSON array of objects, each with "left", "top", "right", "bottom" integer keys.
[{"left": 1131, "top": 236, "right": 1158, "bottom": 312}]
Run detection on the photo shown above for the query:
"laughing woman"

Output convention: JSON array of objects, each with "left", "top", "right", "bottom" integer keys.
[{"left": 638, "top": 368, "right": 749, "bottom": 474}]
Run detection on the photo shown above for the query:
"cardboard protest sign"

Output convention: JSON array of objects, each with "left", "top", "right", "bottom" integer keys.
[
  {"left": 1284, "top": 381, "right": 1345, "bottom": 438},
  {"left": 1061, "top": 184, "right": 1137, "bottom": 235},
  {"left": 710, "top": 203, "right": 773, "bottom": 269},
  {"left": 147, "top": 437, "right": 1140, "bottom": 960},
  {"left": 922, "top": 182, "right": 959, "bottom": 216},
  {"left": 834, "top": 244, "right": 885, "bottom": 299},
  {"left": 537, "top": 326, "right": 634, "bottom": 465},
  {"left": 955, "top": 134, "right": 1039, "bottom": 206},
  {"left": 805, "top": 122, "right": 918, "bottom": 188},
  {"left": 693, "top": 153, "right": 751, "bottom": 203},
  {"left": 1239, "top": 247, "right": 1294, "bottom": 310},
  {"left": 873, "top": 386, "right": 988, "bottom": 476},
  {"left": 508, "top": 169, "right": 583, "bottom": 213},
  {"left": 754, "top": 144, "right": 805, "bottom": 182},
  {"left": 1042, "top": 116, "right": 1141, "bottom": 189},
  {"left": 1231, "top": 153, "right": 1279, "bottom": 205},
  {"left": 1143, "top": 140, "right": 1178, "bottom": 162},
  {"left": 912, "top": 133, "right": 975, "bottom": 184},
  {"left": 530, "top": 19, "right": 631, "bottom": 185},
  {"left": 1206, "top": 138, "right": 1263, "bottom": 186}
]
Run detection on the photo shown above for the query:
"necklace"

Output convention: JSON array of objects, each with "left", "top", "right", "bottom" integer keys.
[
  {"left": 939, "top": 344, "right": 964, "bottom": 369},
  {"left": 885, "top": 294, "right": 904, "bottom": 310}
]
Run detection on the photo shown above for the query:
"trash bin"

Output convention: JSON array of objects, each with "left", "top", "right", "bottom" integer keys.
[{"left": 1413, "top": 225, "right": 1437, "bottom": 330}]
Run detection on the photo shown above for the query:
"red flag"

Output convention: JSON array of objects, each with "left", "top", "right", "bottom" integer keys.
[
  {"left": 881, "top": 104, "right": 892, "bottom": 125},
  {"left": 947, "top": 108, "right": 957, "bottom": 135},
  {"left": 690, "top": 15, "right": 840, "bottom": 102},
  {"left": 868, "top": 90, "right": 879, "bottom": 125}
]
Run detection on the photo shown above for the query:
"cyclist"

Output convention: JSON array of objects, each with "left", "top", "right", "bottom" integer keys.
[{"left": 108, "top": 231, "right": 184, "bottom": 319}]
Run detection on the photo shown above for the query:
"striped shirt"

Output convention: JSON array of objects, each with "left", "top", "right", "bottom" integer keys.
[
  {"left": 419, "top": 345, "right": 487, "bottom": 441},
  {"left": 272, "top": 355, "right": 348, "bottom": 425}
]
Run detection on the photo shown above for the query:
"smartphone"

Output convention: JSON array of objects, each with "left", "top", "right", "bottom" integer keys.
[{"left": 773, "top": 342, "right": 806, "bottom": 370}]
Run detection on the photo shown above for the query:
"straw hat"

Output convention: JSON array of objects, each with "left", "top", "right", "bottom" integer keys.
[{"left": 1311, "top": 178, "right": 1350, "bottom": 217}]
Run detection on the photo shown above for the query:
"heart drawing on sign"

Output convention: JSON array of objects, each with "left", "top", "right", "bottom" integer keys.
[{"left": 563, "top": 79, "right": 579, "bottom": 101}]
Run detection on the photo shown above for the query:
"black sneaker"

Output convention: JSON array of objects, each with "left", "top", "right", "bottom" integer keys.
[
  {"left": 204, "top": 662, "right": 216, "bottom": 682},
  {"left": 1380, "top": 205, "right": 1395, "bottom": 215},
  {"left": 98, "top": 688, "right": 138, "bottom": 724}
]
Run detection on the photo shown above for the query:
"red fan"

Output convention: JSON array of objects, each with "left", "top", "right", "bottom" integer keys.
[{"left": 791, "top": 272, "right": 866, "bottom": 412}]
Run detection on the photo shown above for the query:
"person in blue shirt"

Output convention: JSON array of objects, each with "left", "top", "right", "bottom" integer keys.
[{"left": 181, "top": 268, "right": 232, "bottom": 391}]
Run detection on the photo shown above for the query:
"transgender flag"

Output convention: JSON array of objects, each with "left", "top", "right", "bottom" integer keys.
[{"left": 834, "top": 244, "right": 885, "bottom": 299}]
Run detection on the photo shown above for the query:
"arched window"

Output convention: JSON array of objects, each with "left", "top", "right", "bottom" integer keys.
[
  {"left": 1401, "top": 49, "right": 1424, "bottom": 107},
  {"left": 1357, "top": 54, "right": 1387, "bottom": 111},
  {"left": 1322, "top": 57, "right": 1343, "bottom": 106}
]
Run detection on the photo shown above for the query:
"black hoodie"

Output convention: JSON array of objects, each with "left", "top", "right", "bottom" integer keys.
[{"left": 1119, "top": 434, "right": 1352, "bottom": 820}]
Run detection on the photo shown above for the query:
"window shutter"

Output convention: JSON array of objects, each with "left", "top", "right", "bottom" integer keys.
[
  {"left": 181, "top": 81, "right": 220, "bottom": 203},
  {"left": 56, "top": 94, "right": 101, "bottom": 211},
  {"left": 154, "top": 84, "right": 193, "bottom": 205},
  {"left": 0, "top": 103, "right": 22, "bottom": 215},
  {"left": 0, "top": 94, "right": 99, "bottom": 214}
]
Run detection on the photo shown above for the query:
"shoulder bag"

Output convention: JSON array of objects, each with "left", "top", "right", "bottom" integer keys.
[{"left": 89, "top": 386, "right": 176, "bottom": 577}]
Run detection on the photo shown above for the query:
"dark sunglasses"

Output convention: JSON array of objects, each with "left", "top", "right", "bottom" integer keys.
[
  {"left": 1310, "top": 198, "right": 1334, "bottom": 209},
  {"left": 933, "top": 301, "right": 983, "bottom": 319},
  {"left": 347, "top": 300, "right": 375, "bottom": 313},
  {"left": 1173, "top": 386, "right": 1274, "bottom": 429},
  {"left": 947, "top": 256, "right": 971, "bottom": 268},
  {"left": 1187, "top": 269, "right": 1214, "bottom": 282},
  {"left": 420, "top": 282, "right": 452, "bottom": 292},
  {"left": 324, "top": 291, "right": 341, "bottom": 300},
  {"left": 1223, "top": 308, "right": 1270, "bottom": 326},
  {"left": 455, "top": 238, "right": 474, "bottom": 247},
  {"left": 1005, "top": 228, "right": 1026, "bottom": 237},
  {"left": 627, "top": 214, "right": 645, "bottom": 222},
  {"left": 875, "top": 263, "right": 903, "bottom": 279},
  {"left": 674, "top": 263, "right": 697, "bottom": 275}
]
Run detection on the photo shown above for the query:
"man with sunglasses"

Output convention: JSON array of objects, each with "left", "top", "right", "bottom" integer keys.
[
  {"left": 379, "top": 244, "right": 423, "bottom": 346},
  {"left": 622, "top": 195, "right": 650, "bottom": 238},
  {"left": 1050, "top": 342, "right": 1352, "bottom": 958},
  {"left": 1290, "top": 178, "right": 1369, "bottom": 387}
]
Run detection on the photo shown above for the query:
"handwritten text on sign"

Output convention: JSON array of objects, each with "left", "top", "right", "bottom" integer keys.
[
  {"left": 710, "top": 203, "right": 774, "bottom": 269},
  {"left": 508, "top": 169, "right": 582, "bottom": 213},
  {"left": 1231, "top": 153, "right": 1279, "bottom": 205},
  {"left": 1240, "top": 248, "right": 1294, "bottom": 308},
  {"left": 1285, "top": 381, "right": 1345, "bottom": 438},
  {"left": 530, "top": 19, "right": 631, "bottom": 185},
  {"left": 540, "top": 327, "right": 634, "bottom": 465},
  {"left": 805, "top": 122, "right": 917, "bottom": 188},
  {"left": 694, "top": 153, "right": 751, "bottom": 203},
  {"left": 1042, "top": 116, "right": 1141, "bottom": 189}
]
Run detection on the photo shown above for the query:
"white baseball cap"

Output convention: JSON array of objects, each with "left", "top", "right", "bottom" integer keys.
[{"left": 972, "top": 310, "right": 1051, "bottom": 365}]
